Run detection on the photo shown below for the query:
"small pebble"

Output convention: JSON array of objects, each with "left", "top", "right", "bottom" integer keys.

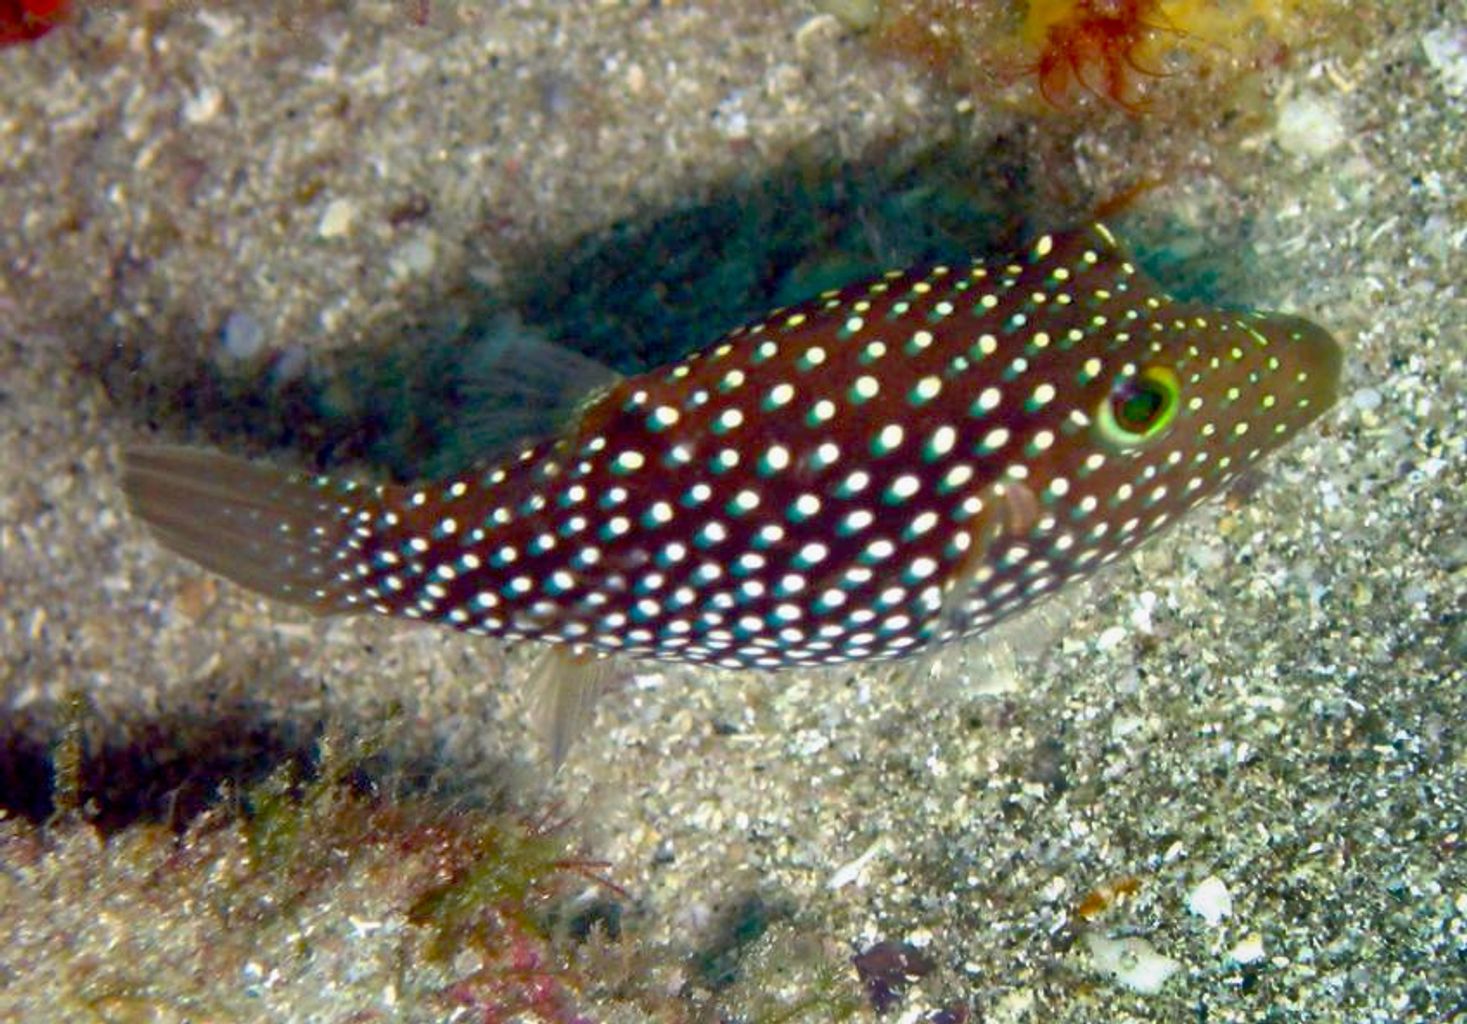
[
  {"left": 1186, "top": 542, "right": 1226, "bottom": 571},
  {"left": 815, "top": 0, "right": 881, "bottom": 31},
  {"left": 1187, "top": 875, "right": 1234, "bottom": 927},
  {"left": 828, "top": 837, "right": 886, "bottom": 890},
  {"left": 183, "top": 85, "right": 222, "bottom": 124},
  {"left": 1421, "top": 25, "right": 1467, "bottom": 97},
  {"left": 712, "top": 93, "right": 750, "bottom": 140},
  {"left": 1351, "top": 387, "right": 1382, "bottom": 412},
  {"left": 1276, "top": 93, "right": 1346, "bottom": 157},
  {"left": 320, "top": 198, "right": 357, "bottom": 239},
  {"left": 1096, "top": 625, "right": 1128, "bottom": 652},
  {"left": 1084, "top": 934, "right": 1182, "bottom": 994},
  {"left": 1129, "top": 591, "right": 1158, "bottom": 634},
  {"left": 1229, "top": 933, "right": 1266, "bottom": 964},
  {"left": 220, "top": 310, "right": 265, "bottom": 360},
  {"left": 271, "top": 345, "right": 309, "bottom": 385},
  {"left": 390, "top": 236, "right": 436, "bottom": 279}
]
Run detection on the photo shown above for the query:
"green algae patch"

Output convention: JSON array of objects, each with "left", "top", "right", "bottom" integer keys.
[
  {"left": 0, "top": 731, "right": 625, "bottom": 1022},
  {"left": 0, "top": 731, "right": 889, "bottom": 1023}
]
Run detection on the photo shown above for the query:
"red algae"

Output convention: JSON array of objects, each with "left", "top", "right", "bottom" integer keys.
[{"left": 0, "top": 0, "right": 68, "bottom": 46}]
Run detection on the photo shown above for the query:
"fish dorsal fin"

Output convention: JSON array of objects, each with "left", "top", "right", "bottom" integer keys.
[
  {"left": 459, "top": 316, "right": 623, "bottom": 460},
  {"left": 1033, "top": 222, "right": 1136, "bottom": 277}
]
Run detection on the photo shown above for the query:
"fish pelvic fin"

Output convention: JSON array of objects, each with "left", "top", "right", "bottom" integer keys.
[{"left": 122, "top": 446, "right": 369, "bottom": 615}]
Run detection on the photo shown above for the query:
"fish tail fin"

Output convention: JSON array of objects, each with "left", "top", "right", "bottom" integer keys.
[{"left": 122, "top": 446, "right": 373, "bottom": 614}]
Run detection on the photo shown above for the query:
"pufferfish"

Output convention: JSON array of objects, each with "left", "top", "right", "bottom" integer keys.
[{"left": 125, "top": 224, "right": 1340, "bottom": 747}]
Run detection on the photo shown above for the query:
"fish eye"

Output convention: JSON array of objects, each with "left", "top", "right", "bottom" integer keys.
[{"left": 1096, "top": 366, "right": 1179, "bottom": 449}]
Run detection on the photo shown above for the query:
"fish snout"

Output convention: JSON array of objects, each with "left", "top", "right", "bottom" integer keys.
[{"left": 1267, "top": 313, "right": 1342, "bottom": 415}]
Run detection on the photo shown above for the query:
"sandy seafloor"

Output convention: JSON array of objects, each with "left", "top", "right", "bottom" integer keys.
[{"left": 0, "top": 1, "right": 1464, "bottom": 1022}]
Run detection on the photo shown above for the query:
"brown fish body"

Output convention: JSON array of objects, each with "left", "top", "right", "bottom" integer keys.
[{"left": 125, "top": 224, "right": 1342, "bottom": 673}]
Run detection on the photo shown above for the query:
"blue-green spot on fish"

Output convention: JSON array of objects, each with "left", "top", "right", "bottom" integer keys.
[{"left": 124, "top": 224, "right": 1341, "bottom": 750}]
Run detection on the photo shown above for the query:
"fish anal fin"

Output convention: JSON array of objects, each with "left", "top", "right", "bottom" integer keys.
[{"left": 528, "top": 645, "right": 621, "bottom": 767}]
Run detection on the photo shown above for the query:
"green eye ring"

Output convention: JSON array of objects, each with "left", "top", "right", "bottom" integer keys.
[{"left": 1096, "top": 366, "right": 1180, "bottom": 449}]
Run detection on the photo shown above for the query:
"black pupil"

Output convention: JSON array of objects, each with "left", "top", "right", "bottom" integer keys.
[{"left": 1116, "top": 381, "right": 1165, "bottom": 431}]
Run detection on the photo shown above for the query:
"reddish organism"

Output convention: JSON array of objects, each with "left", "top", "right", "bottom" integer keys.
[
  {"left": 1029, "top": 0, "right": 1179, "bottom": 109},
  {"left": 0, "top": 0, "right": 68, "bottom": 47},
  {"left": 853, "top": 941, "right": 936, "bottom": 1013}
]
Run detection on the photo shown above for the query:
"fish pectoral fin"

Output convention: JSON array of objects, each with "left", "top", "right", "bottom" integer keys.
[
  {"left": 528, "top": 644, "right": 621, "bottom": 767},
  {"left": 936, "top": 480, "right": 1039, "bottom": 630}
]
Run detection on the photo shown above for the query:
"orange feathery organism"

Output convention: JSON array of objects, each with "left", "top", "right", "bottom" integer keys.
[
  {"left": 0, "top": 0, "right": 68, "bottom": 46},
  {"left": 1022, "top": 0, "right": 1176, "bottom": 109},
  {"left": 862, "top": 0, "right": 1337, "bottom": 111}
]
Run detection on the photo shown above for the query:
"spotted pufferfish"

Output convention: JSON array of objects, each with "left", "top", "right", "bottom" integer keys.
[{"left": 125, "top": 224, "right": 1340, "bottom": 749}]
